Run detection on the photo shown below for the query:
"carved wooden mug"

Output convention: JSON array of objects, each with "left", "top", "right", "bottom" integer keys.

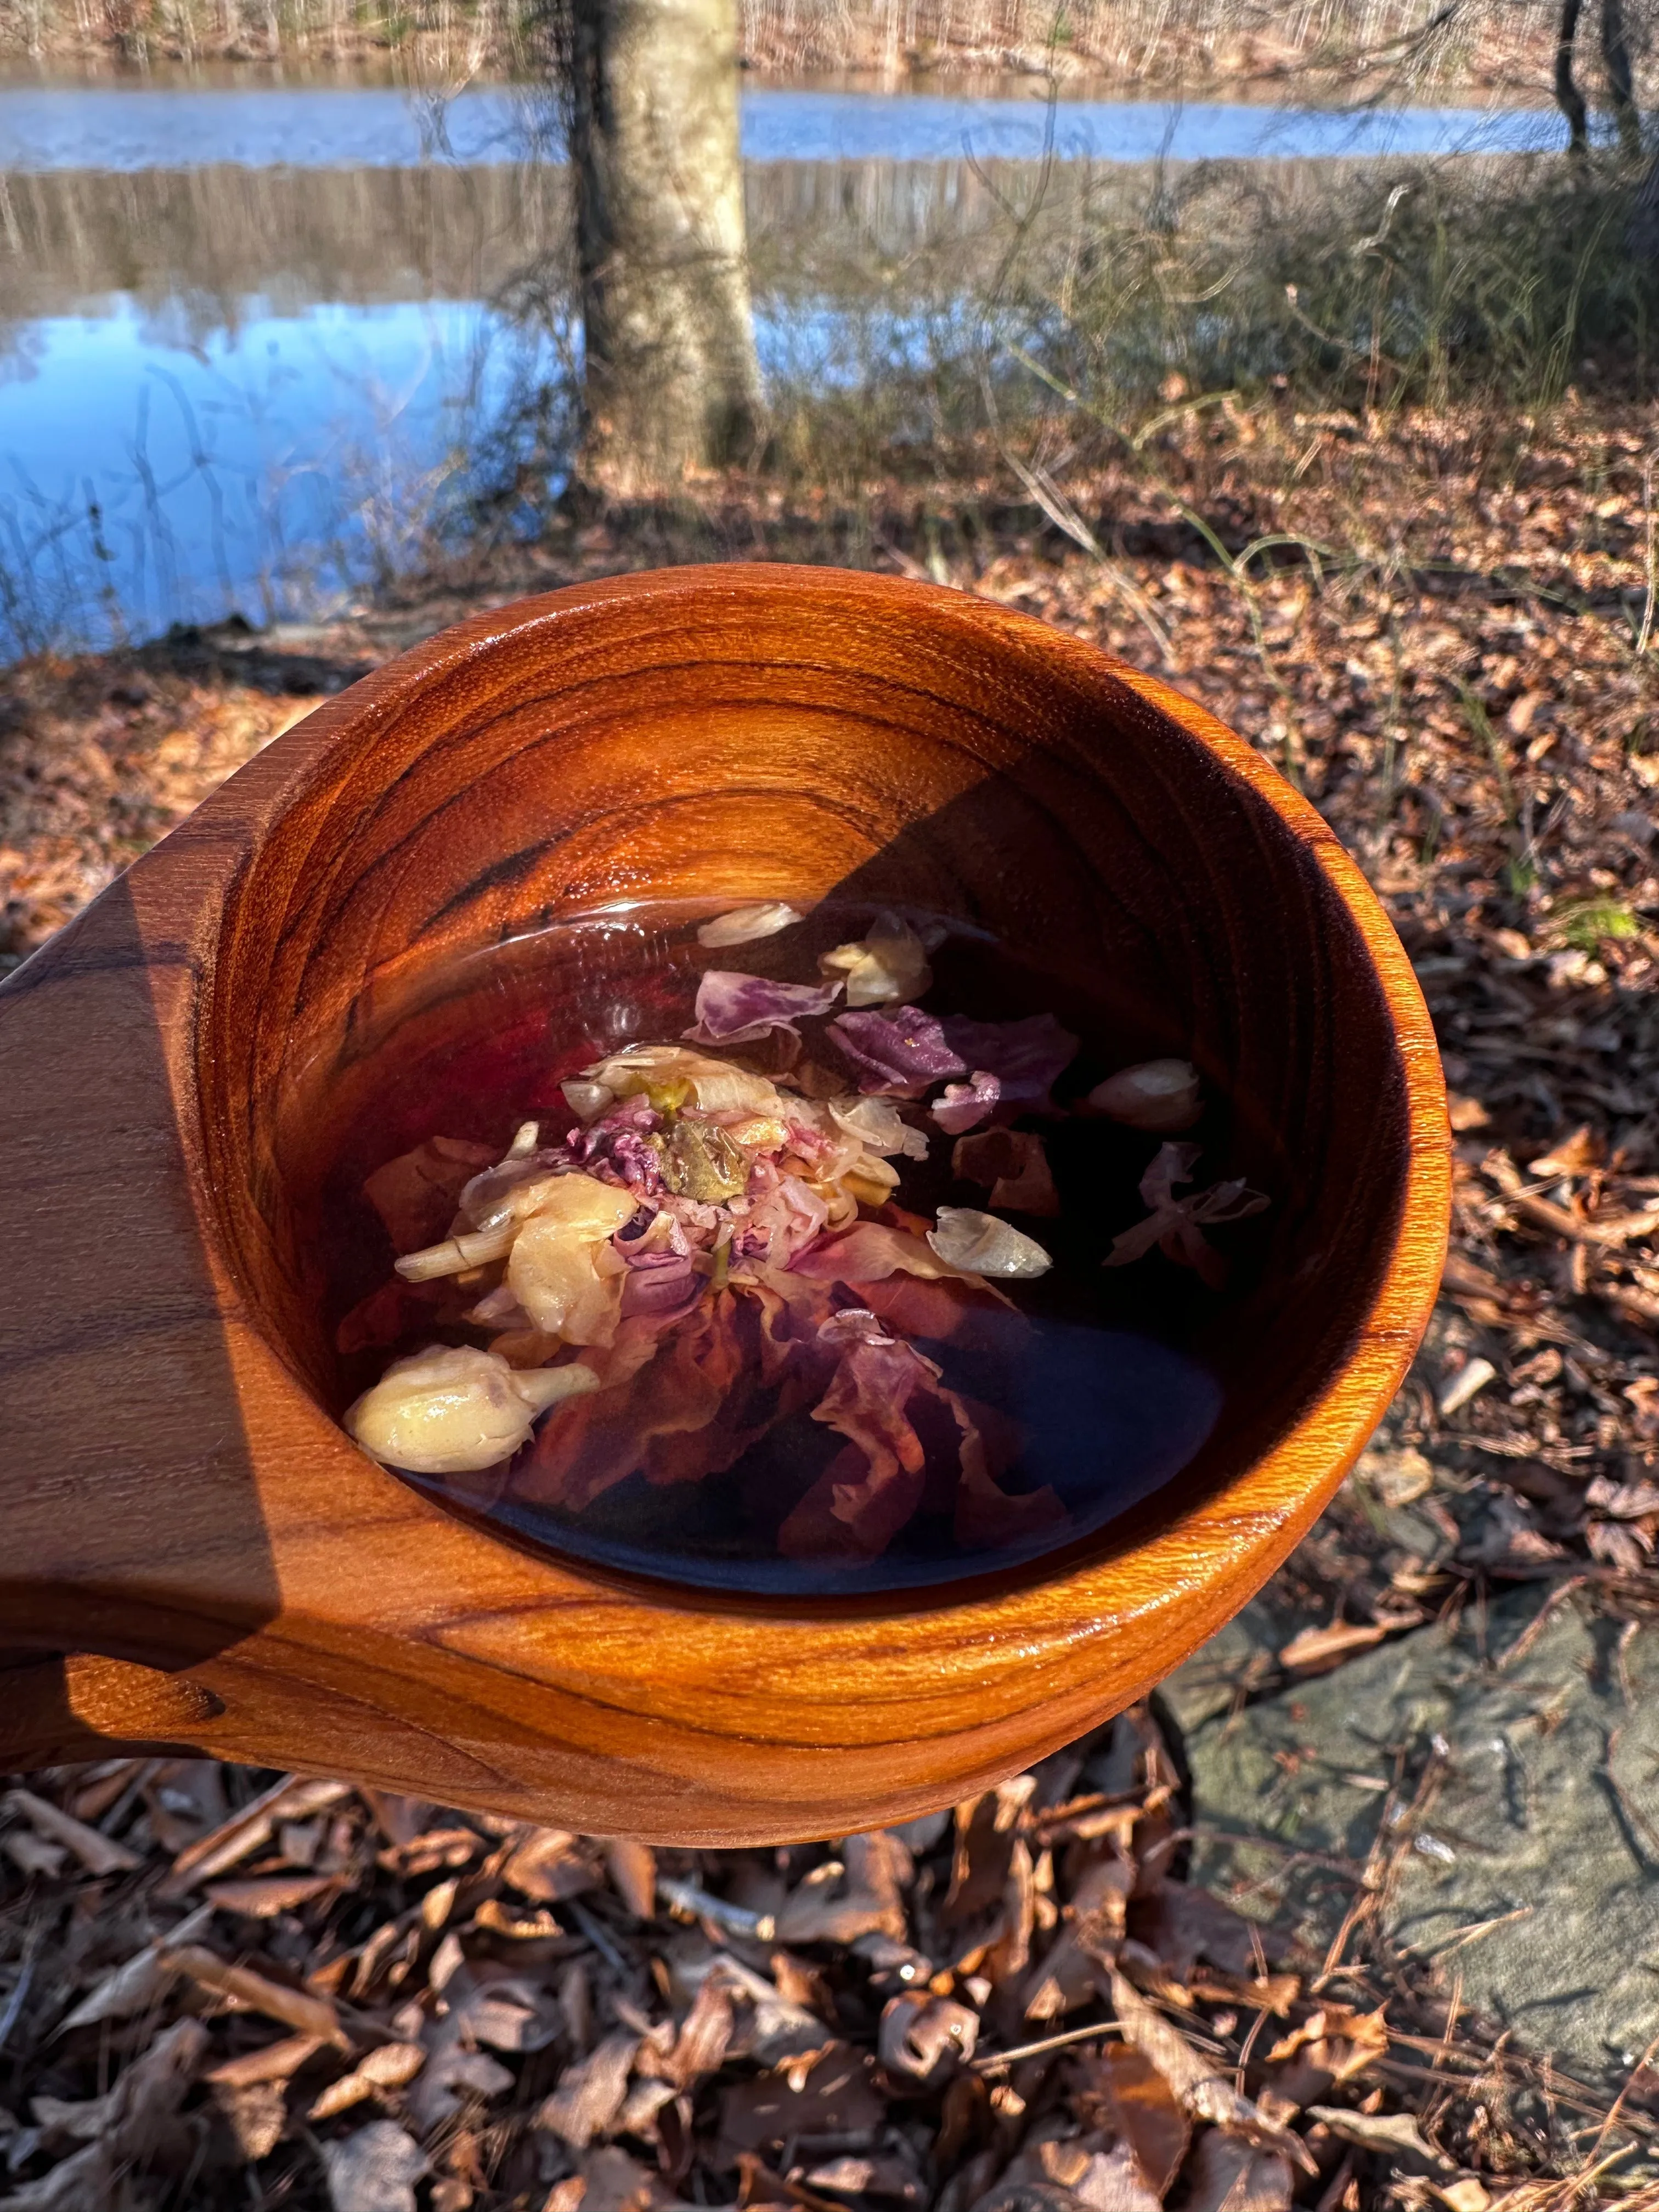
[{"left": 0, "top": 566, "right": 1449, "bottom": 1844}]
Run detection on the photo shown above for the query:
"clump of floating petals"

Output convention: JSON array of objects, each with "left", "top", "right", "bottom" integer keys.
[
  {"left": 820, "top": 915, "right": 933, "bottom": 1008},
  {"left": 346, "top": 1344, "right": 598, "bottom": 1474},
  {"left": 696, "top": 900, "right": 803, "bottom": 948},
  {"left": 1104, "top": 1141, "right": 1269, "bottom": 1289},
  {"left": 1087, "top": 1058, "right": 1202, "bottom": 1132},
  {"left": 928, "top": 1206, "right": 1052, "bottom": 1279}
]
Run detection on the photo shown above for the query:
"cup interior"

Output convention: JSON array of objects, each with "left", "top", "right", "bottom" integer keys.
[{"left": 196, "top": 568, "right": 1417, "bottom": 1604}]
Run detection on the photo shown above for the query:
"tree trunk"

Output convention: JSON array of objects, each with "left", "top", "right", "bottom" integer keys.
[
  {"left": 558, "top": 0, "right": 763, "bottom": 494},
  {"left": 1554, "top": 0, "right": 1588, "bottom": 159},
  {"left": 1599, "top": 0, "right": 1642, "bottom": 159}
]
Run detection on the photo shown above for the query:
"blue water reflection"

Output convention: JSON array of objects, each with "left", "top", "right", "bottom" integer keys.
[
  {"left": 0, "top": 298, "right": 543, "bottom": 644},
  {"left": 0, "top": 81, "right": 1562, "bottom": 172},
  {"left": 0, "top": 291, "right": 907, "bottom": 648}
]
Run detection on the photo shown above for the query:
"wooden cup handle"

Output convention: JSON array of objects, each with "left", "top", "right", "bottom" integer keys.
[{"left": 0, "top": 879, "right": 280, "bottom": 1755}]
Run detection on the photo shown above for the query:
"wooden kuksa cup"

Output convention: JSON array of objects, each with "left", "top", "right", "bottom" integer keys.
[{"left": 0, "top": 566, "right": 1449, "bottom": 1843}]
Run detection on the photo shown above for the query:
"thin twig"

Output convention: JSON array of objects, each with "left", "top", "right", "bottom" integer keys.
[
  {"left": 0, "top": 1948, "right": 36, "bottom": 2053},
  {"left": 657, "top": 1876, "right": 777, "bottom": 1943},
  {"left": 972, "top": 2019, "right": 1123, "bottom": 2073},
  {"left": 1636, "top": 445, "right": 1658, "bottom": 656}
]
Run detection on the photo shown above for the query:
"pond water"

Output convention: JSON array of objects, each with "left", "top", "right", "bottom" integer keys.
[
  {"left": 0, "top": 74, "right": 1564, "bottom": 656},
  {"left": 0, "top": 80, "right": 1559, "bottom": 170}
]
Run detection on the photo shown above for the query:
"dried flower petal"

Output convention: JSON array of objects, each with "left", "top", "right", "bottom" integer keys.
[
  {"left": 509, "top": 1176, "right": 637, "bottom": 1341},
  {"left": 938, "top": 1012, "right": 1078, "bottom": 1111},
  {"left": 1087, "top": 1058, "right": 1202, "bottom": 1131},
  {"left": 697, "top": 901, "right": 803, "bottom": 947},
  {"left": 461, "top": 1149, "right": 578, "bottom": 1232},
  {"left": 585, "top": 1043, "right": 782, "bottom": 1118},
  {"left": 561, "top": 1079, "right": 614, "bottom": 1123},
  {"left": 932, "top": 1071, "right": 1001, "bottom": 1134},
  {"left": 1104, "top": 1142, "right": 1269, "bottom": 1289},
  {"left": 791, "top": 1222, "right": 974, "bottom": 1285},
  {"left": 820, "top": 915, "right": 933, "bottom": 1008},
  {"left": 828, "top": 1007, "right": 966, "bottom": 1096},
  {"left": 685, "top": 970, "right": 842, "bottom": 1045},
  {"left": 619, "top": 1250, "right": 702, "bottom": 1319},
  {"left": 816, "top": 1306, "right": 892, "bottom": 1348},
  {"left": 927, "top": 1207, "right": 1053, "bottom": 1278},
  {"left": 828, "top": 1094, "right": 929, "bottom": 1160},
  {"left": 952, "top": 1129, "right": 1060, "bottom": 1217},
  {"left": 346, "top": 1345, "right": 599, "bottom": 1474}
]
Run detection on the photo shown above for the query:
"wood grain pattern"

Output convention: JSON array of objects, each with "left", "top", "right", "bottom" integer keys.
[{"left": 0, "top": 566, "right": 1451, "bottom": 1843}]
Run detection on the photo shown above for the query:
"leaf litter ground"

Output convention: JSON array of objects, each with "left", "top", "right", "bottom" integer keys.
[{"left": 4, "top": 402, "right": 1659, "bottom": 2210}]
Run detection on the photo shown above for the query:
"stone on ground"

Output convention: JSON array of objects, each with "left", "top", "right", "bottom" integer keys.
[{"left": 1169, "top": 1585, "right": 1659, "bottom": 2085}]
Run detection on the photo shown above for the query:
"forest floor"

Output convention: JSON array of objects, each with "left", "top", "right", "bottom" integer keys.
[{"left": 3, "top": 401, "right": 1659, "bottom": 2210}]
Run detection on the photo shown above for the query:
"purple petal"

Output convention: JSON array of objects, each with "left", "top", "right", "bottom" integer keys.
[
  {"left": 684, "top": 969, "right": 842, "bottom": 1045},
  {"left": 827, "top": 1007, "right": 966, "bottom": 1097},
  {"left": 932, "top": 1070, "right": 1001, "bottom": 1135},
  {"left": 620, "top": 1251, "right": 702, "bottom": 1317},
  {"left": 938, "top": 1013, "right": 1079, "bottom": 1112},
  {"left": 571, "top": 1103, "right": 665, "bottom": 1194}
]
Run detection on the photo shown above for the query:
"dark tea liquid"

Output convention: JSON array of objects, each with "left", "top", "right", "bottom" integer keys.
[{"left": 308, "top": 899, "right": 1256, "bottom": 1599}]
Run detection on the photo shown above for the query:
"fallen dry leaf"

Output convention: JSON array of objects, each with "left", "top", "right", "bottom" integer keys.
[
  {"left": 879, "top": 1991, "right": 980, "bottom": 2083},
  {"left": 1179, "top": 2134, "right": 1294, "bottom": 2212},
  {"left": 1266, "top": 2004, "right": 1389, "bottom": 2087},
  {"left": 216, "top": 2076, "right": 290, "bottom": 2158},
  {"left": 163, "top": 1942, "right": 349, "bottom": 2045},
  {"left": 1109, "top": 1972, "right": 1316, "bottom": 2175},
  {"left": 501, "top": 1826, "right": 600, "bottom": 1904},
  {"left": 55, "top": 1899, "right": 213, "bottom": 2030},
  {"left": 1306, "top": 2102, "right": 1452, "bottom": 2172},
  {"left": 536, "top": 2029, "right": 639, "bottom": 2147},
  {"left": 3, "top": 1786, "right": 140, "bottom": 1876},
  {"left": 606, "top": 1836, "right": 657, "bottom": 1918},
  {"left": 775, "top": 1831, "right": 910, "bottom": 1944},
  {"left": 206, "top": 2031, "right": 330, "bottom": 2087},
  {"left": 321, "top": 2119, "right": 427, "bottom": 2212},
  {"left": 162, "top": 1774, "right": 353, "bottom": 1893},
  {"left": 1073, "top": 2044, "right": 1192, "bottom": 2196},
  {"left": 719, "top": 2041, "right": 885, "bottom": 2151},
  {"left": 206, "top": 1870, "right": 342, "bottom": 1916},
  {"left": 804, "top": 2147, "right": 927, "bottom": 2203},
  {"left": 310, "top": 2040, "right": 426, "bottom": 2118}
]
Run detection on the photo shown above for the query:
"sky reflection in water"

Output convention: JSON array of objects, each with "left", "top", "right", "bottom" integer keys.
[{"left": 0, "top": 81, "right": 1562, "bottom": 171}]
